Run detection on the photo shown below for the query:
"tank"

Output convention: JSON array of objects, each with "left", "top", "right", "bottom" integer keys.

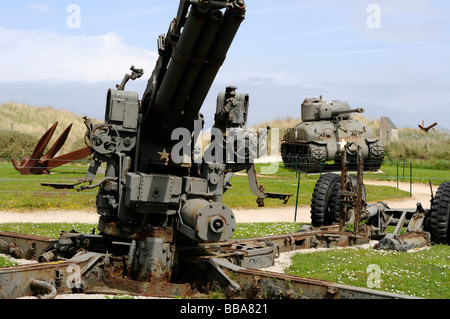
[{"left": 281, "top": 96, "right": 385, "bottom": 172}]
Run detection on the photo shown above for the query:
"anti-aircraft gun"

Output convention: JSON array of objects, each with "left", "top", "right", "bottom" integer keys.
[
  {"left": 39, "top": 0, "right": 288, "bottom": 282},
  {"left": 281, "top": 96, "right": 385, "bottom": 172}
]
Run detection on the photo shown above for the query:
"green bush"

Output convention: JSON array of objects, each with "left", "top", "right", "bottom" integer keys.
[{"left": 0, "top": 130, "right": 39, "bottom": 160}]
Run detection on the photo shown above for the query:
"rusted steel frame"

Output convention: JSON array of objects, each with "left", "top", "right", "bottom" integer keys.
[
  {"left": 42, "top": 147, "right": 92, "bottom": 170},
  {"left": 11, "top": 122, "right": 92, "bottom": 175},
  {"left": 397, "top": 232, "right": 430, "bottom": 249},
  {"left": 100, "top": 274, "right": 192, "bottom": 298},
  {"left": 40, "top": 124, "right": 73, "bottom": 162},
  {"left": 0, "top": 231, "right": 56, "bottom": 260},
  {"left": 11, "top": 122, "right": 59, "bottom": 175},
  {"left": 210, "top": 258, "right": 419, "bottom": 299},
  {"left": 0, "top": 260, "right": 86, "bottom": 299},
  {"left": 230, "top": 226, "right": 373, "bottom": 254}
]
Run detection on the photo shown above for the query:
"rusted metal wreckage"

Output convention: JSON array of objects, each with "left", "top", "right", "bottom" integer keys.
[
  {"left": 11, "top": 121, "right": 92, "bottom": 175},
  {"left": 418, "top": 120, "right": 438, "bottom": 133},
  {"left": 1, "top": 0, "right": 448, "bottom": 300}
]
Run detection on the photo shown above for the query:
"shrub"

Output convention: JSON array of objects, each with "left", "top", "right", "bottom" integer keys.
[{"left": 0, "top": 130, "right": 39, "bottom": 161}]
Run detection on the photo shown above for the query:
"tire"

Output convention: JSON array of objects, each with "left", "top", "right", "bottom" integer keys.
[
  {"left": 324, "top": 181, "right": 341, "bottom": 225},
  {"left": 426, "top": 181, "right": 450, "bottom": 244},
  {"left": 311, "top": 173, "right": 341, "bottom": 227},
  {"left": 311, "top": 173, "right": 366, "bottom": 227}
]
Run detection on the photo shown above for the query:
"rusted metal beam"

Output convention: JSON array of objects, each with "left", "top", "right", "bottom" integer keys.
[
  {"left": 209, "top": 258, "right": 419, "bottom": 299},
  {"left": 0, "top": 231, "right": 56, "bottom": 260}
]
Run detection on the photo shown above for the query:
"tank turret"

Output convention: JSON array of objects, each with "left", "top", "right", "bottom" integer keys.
[
  {"left": 301, "top": 96, "right": 364, "bottom": 122},
  {"left": 281, "top": 96, "right": 385, "bottom": 172}
]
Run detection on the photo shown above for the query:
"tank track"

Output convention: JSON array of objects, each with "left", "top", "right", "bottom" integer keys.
[
  {"left": 282, "top": 140, "right": 385, "bottom": 173},
  {"left": 281, "top": 143, "right": 327, "bottom": 173},
  {"left": 364, "top": 141, "right": 385, "bottom": 171}
]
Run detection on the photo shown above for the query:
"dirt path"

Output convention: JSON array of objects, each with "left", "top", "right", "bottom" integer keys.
[{"left": 0, "top": 180, "right": 436, "bottom": 225}]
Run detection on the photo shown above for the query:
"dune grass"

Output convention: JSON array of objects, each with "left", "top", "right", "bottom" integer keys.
[{"left": 0, "top": 102, "right": 100, "bottom": 156}]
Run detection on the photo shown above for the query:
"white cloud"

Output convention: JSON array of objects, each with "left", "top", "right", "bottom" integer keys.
[
  {"left": 0, "top": 27, "right": 158, "bottom": 83},
  {"left": 26, "top": 3, "right": 51, "bottom": 12}
]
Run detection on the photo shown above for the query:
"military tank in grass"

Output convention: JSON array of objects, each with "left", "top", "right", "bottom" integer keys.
[{"left": 281, "top": 96, "right": 385, "bottom": 172}]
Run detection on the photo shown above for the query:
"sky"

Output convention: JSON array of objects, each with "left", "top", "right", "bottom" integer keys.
[{"left": 0, "top": 0, "right": 449, "bottom": 131}]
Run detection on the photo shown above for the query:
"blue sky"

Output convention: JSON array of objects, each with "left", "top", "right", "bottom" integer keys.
[{"left": 0, "top": 0, "right": 449, "bottom": 130}]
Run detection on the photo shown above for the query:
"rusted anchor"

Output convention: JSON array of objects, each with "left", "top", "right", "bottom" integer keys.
[{"left": 11, "top": 122, "right": 92, "bottom": 175}]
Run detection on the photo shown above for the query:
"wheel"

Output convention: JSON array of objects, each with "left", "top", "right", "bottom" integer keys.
[
  {"left": 312, "top": 174, "right": 367, "bottom": 226},
  {"left": 324, "top": 181, "right": 341, "bottom": 225},
  {"left": 310, "top": 173, "right": 341, "bottom": 227},
  {"left": 426, "top": 181, "right": 450, "bottom": 244}
]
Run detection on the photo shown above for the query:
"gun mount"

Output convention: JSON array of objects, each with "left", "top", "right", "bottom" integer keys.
[{"left": 281, "top": 96, "right": 385, "bottom": 172}]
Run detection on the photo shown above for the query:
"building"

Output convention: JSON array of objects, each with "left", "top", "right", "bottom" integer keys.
[{"left": 380, "top": 116, "right": 398, "bottom": 144}]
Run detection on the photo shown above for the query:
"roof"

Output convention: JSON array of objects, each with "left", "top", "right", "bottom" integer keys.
[{"left": 381, "top": 116, "right": 398, "bottom": 129}]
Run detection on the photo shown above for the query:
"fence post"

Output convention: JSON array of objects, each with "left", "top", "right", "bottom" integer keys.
[
  {"left": 294, "top": 171, "right": 301, "bottom": 223},
  {"left": 410, "top": 162, "right": 413, "bottom": 197},
  {"left": 396, "top": 161, "right": 399, "bottom": 189},
  {"left": 402, "top": 159, "right": 406, "bottom": 180}
]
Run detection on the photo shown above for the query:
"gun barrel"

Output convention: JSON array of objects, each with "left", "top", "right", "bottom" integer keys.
[
  {"left": 141, "top": 0, "right": 246, "bottom": 144},
  {"left": 332, "top": 107, "right": 365, "bottom": 116}
]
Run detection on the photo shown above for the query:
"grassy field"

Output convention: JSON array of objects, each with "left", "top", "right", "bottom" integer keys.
[
  {"left": 286, "top": 244, "right": 449, "bottom": 299},
  {"left": 0, "top": 161, "right": 413, "bottom": 211},
  {"left": 0, "top": 162, "right": 98, "bottom": 211}
]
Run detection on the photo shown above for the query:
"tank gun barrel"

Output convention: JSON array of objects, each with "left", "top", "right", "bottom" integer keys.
[{"left": 332, "top": 107, "right": 364, "bottom": 117}]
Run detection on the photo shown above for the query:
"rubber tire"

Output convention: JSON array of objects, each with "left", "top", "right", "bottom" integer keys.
[
  {"left": 322, "top": 175, "right": 367, "bottom": 226},
  {"left": 324, "top": 181, "right": 341, "bottom": 225},
  {"left": 426, "top": 181, "right": 450, "bottom": 244},
  {"left": 310, "top": 173, "right": 341, "bottom": 227}
]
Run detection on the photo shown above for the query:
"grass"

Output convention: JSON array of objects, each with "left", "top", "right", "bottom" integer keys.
[
  {"left": 0, "top": 256, "right": 18, "bottom": 267},
  {"left": 0, "top": 161, "right": 412, "bottom": 212},
  {"left": 231, "top": 222, "right": 303, "bottom": 239},
  {"left": 365, "top": 161, "right": 450, "bottom": 185},
  {"left": 385, "top": 128, "right": 450, "bottom": 163},
  {"left": 223, "top": 163, "right": 411, "bottom": 209},
  {"left": 285, "top": 245, "right": 450, "bottom": 299},
  {"left": 0, "top": 162, "right": 99, "bottom": 211},
  {"left": 0, "top": 223, "right": 97, "bottom": 239}
]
